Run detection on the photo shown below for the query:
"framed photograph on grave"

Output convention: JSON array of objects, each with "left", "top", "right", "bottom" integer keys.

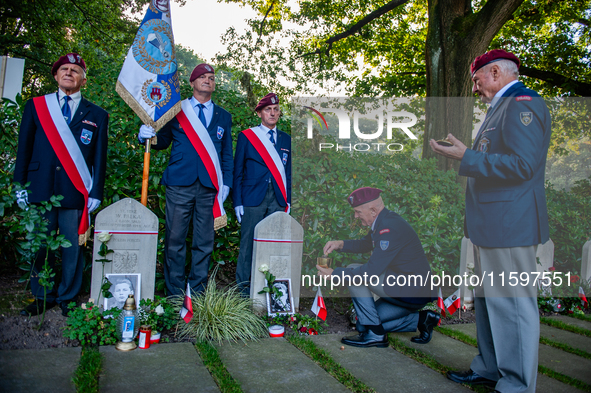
[
  {"left": 266, "top": 278, "right": 294, "bottom": 316},
  {"left": 104, "top": 273, "right": 141, "bottom": 311}
]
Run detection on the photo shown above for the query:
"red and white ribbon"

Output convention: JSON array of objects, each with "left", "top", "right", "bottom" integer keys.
[
  {"left": 176, "top": 99, "right": 225, "bottom": 219},
  {"left": 33, "top": 94, "right": 92, "bottom": 237},
  {"left": 242, "top": 126, "right": 288, "bottom": 211}
]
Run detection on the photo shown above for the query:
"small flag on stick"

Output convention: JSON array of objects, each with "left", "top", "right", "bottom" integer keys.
[
  {"left": 444, "top": 289, "right": 461, "bottom": 316},
  {"left": 180, "top": 281, "right": 193, "bottom": 323},
  {"left": 579, "top": 287, "right": 588, "bottom": 308},
  {"left": 311, "top": 287, "right": 327, "bottom": 321},
  {"left": 437, "top": 287, "right": 446, "bottom": 318}
]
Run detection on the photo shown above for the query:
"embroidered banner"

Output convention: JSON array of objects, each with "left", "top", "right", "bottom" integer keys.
[{"left": 116, "top": 0, "right": 181, "bottom": 131}]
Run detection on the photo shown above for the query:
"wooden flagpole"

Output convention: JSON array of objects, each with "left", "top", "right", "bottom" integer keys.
[{"left": 141, "top": 138, "right": 151, "bottom": 206}]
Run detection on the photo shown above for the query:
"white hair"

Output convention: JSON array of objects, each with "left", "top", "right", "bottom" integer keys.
[{"left": 494, "top": 59, "right": 519, "bottom": 78}]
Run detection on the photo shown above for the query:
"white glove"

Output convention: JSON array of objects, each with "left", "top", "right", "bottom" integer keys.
[
  {"left": 287, "top": 203, "right": 291, "bottom": 215},
  {"left": 16, "top": 190, "right": 29, "bottom": 211},
  {"left": 221, "top": 185, "right": 230, "bottom": 202},
  {"left": 87, "top": 198, "right": 101, "bottom": 213},
  {"left": 138, "top": 125, "right": 156, "bottom": 143},
  {"left": 235, "top": 205, "right": 244, "bottom": 224}
]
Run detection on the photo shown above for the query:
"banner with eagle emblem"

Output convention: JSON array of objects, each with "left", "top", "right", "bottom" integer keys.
[{"left": 116, "top": 0, "right": 181, "bottom": 131}]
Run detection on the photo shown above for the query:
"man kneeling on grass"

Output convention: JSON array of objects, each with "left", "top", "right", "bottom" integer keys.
[{"left": 317, "top": 187, "right": 439, "bottom": 348}]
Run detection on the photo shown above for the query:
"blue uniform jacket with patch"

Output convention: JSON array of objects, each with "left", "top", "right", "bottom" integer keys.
[
  {"left": 14, "top": 96, "right": 109, "bottom": 209},
  {"left": 153, "top": 102, "right": 233, "bottom": 189},
  {"left": 232, "top": 129, "right": 291, "bottom": 207},
  {"left": 459, "top": 82, "right": 551, "bottom": 248},
  {"left": 333, "top": 208, "right": 434, "bottom": 303}
]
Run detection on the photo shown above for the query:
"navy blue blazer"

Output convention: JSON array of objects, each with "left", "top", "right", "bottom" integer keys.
[
  {"left": 153, "top": 102, "right": 233, "bottom": 189},
  {"left": 232, "top": 128, "right": 291, "bottom": 207},
  {"left": 459, "top": 82, "right": 551, "bottom": 248},
  {"left": 14, "top": 96, "right": 109, "bottom": 209},
  {"left": 333, "top": 208, "right": 434, "bottom": 303}
]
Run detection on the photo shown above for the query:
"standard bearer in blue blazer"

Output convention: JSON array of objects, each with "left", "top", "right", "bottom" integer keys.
[{"left": 138, "top": 63, "right": 233, "bottom": 296}]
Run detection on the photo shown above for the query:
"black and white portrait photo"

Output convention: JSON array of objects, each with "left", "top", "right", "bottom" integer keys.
[
  {"left": 104, "top": 273, "right": 141, "bottom": 310},
  {"left": 267, "top": 278, "right": 294, "bottom": 316}
]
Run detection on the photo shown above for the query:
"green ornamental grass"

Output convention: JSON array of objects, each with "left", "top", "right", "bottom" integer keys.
[{"left": 172, "top": 273, "right": 268, "bottom": 344}]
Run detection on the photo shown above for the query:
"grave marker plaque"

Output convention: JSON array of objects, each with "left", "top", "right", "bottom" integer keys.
[
  {"left": 250, "top": 212, "right": 304, "bottom": 312},
  {"left": 90, "top": 198, "right": 158, "bottom": 306}
]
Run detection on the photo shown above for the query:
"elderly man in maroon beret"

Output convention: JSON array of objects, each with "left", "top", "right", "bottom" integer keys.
[
  {"left": 232, "top": 93, "right": 291, "bottom": 296},
  {"left": 318, "top": 187, "right": 438, "bottom": 348},
  {"left": 14, "top": 53, "right": 109, "bottom": 317},
  {"left": 138, "top": 63, "right": 233, "bottom": 296},
  {"left": 430, "top": 49, "right": 551, "bottom": 392}
]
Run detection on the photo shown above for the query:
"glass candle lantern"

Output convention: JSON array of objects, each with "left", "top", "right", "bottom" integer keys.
[{"left": 115, "top": 294, "right": 140, "bottom": 351}]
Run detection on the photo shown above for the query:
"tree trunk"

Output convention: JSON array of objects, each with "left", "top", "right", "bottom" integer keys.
[{"left": 421, "top": 0, "right": 525, "bottom": 178}]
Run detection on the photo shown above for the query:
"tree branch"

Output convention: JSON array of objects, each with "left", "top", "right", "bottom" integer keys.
[
  {"left": 468, "top": 0, "right": 525, "bottom": 49},
  {"left": 520, "top": 66, "right": 591, "bottom": 96},
  {"left": 578, "top": 18, "right": 589, "bottom": 27},
  {"left": 256, "top": 0, "right": 277, "bottom": 47},
  {"left": 297, "top": 0, "right": 409, "bottom": 59}
]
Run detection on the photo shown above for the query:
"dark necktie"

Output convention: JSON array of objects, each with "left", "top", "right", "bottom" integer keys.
[
  {"left": 268, "top": 130, "right": 275, "bottom": 145},
  {"left": 62, "top": 96, "right": 72, "bottom": 125},
  {"left": 197, "top": 103, "right": 207, "bottom": 127}
]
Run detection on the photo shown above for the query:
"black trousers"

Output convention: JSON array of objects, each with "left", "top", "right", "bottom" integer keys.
[
  {"left": 31, "top": 207, "right": 84, "bottom": 304},
  {"left": 236, "top": 183, "right": 283, "bottom": 295},
  {"left": 164, "top": 179, "right": 216, "bottom": 296}
]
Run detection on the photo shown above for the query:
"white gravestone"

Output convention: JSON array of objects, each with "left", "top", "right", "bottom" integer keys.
[
  {"left": 536, "top": 239, "right": 554, "bottom": 273},
  {"left": 90, "top": 198, "right": 159, "bottom": 306},
  {"left": 250, "top": 212, "right": 304, "bottom": 312},
  {"left": 582, "top": 240, "right": 591, "bottom": 283},
  {"left": 459, "top": 237, "right": 475, "bottom": 310}
]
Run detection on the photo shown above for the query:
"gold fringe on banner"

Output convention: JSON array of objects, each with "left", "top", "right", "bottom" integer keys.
[
  {"left": 79, "top": 227, "right": 91, "bottom": 246},
  {"left": 115, "top": 81, "right": 181, "bottom": 132},
  {"left": 214, "top": 214, "right": 227, "bottom": 231}
]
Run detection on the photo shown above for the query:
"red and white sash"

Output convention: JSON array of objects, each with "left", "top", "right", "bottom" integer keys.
[
  {"left": 242, "top": 126, "right": 288, "bottom": 211},
  {"left": 176, "top": 99, "right": 226, "bottom": 228},
  {"left": 33, "top": 94, "right": 92, "bottom": 244}
]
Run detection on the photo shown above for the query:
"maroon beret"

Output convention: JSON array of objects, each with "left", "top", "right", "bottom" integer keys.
[
  {"left": 470, "top": 49, "right": 520, "bottom": 76},
  {"left": 190, "top": 63, "right": 215, "bottom": 82},
  {"left": 51, "top": 53, "right": 86, "bottom": 75},
  {"left": 347, "top": 187, "right": 383, "bottom": 208},
  {"left": 255, "top": 93, "right": 279, "bottom": 112}
]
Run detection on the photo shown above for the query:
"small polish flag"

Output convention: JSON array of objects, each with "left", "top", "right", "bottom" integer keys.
[
  {"left": 437, "top": 287, "right": 446, "bottom": 319},
  {"left": 579, "top": 287, "right": 588, "bottom": 308},
  {"left": 311, "top": 287, "right": 327, "bottom": 321},
  {"left": 180, "top": 282, "right": 193, "bottom": 323},
  {"left": 444, "top": 289, "right": 461, "bottom": 316}
]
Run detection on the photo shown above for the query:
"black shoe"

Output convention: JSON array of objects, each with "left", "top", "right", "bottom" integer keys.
[
  {"left": 341, "top": 330, "right": 388, "bottom": 348},
  {"left": 411, "top": 310, "right": 440, "bottom": 344},
  {"left": 60, "top": 301, "right": 75, "bottom": 317},
  {"left": 446, "top": 370, "right": 497, "bottom": 387},
  {"left": 20, "top": 299, "right": 57, "bottom": 316}
]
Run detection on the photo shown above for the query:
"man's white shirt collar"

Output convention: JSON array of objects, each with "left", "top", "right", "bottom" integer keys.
[
  {"left": 191, "top": 97, "right": 213, "bottom": 110},
  {"left": 259, "top": 124, "right": 277, "bottom": 133},
  {"left": 57, "top": 89, "right": 82, "bottom": 115},
  {"left": 190, "top": 97, "right": 213, "bottom": 126},
  {"left": 490, "top": 79, "right": 519, "bottom": 109},
  {"left": 259, "top": 124, "right": 277, "bottom": 142}
]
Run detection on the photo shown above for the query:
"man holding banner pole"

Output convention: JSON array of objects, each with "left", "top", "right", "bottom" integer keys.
[
  {"left": 138, "top": 63, "right": 233, "bottom": 296},
  {"left": 233, "top": 93, "right": 291, "bottom": 297},
  {"left": 15, "top": 53, "right": 108, "bottom": 317}
]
